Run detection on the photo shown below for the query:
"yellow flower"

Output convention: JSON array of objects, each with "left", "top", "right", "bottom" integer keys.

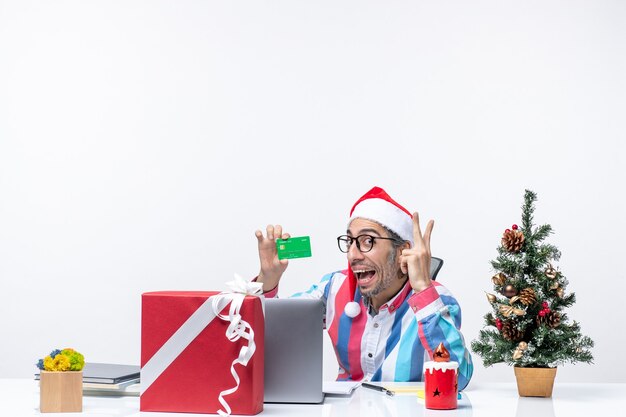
[
  {"left": 51, "top": 354, "right": 71, "bottom": 371},
  {"left": 43, "top": 356, "right": 54, "bottom": 371}
]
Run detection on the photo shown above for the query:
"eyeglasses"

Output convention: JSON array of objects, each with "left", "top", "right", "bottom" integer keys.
[{"left": 336, "top": 234, "right": 401, "bottom": 253}]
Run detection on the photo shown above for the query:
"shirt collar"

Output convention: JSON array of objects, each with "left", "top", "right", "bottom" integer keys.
[{"left": 364, "top": 279, "right": 412, "bottom": 315}]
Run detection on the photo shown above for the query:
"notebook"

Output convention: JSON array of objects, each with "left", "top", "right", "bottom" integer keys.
[
  {"left": 263, "top": 298, "right": 325, "bottom": 403},
  {"left": 323, "top": 381, "right": 360, "bottom": 395}
]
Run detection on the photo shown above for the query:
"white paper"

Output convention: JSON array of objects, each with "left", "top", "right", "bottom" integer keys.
[{"left": 323, "top": 381, "right": 360, "bottom": 395}]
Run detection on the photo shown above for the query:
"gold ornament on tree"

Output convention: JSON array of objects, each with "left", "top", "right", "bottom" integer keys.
[
  {"left": 502, "top": 284, "right": 518, "bottom": 298},
  {"left": 498, "top": 304, "right": 526, "bottom": 318},
  {"left": 556, "top": 287, "right": 564, "bottom": 298},
  {"left": 492, "top": 273, "right": 507, "bottom": 286},
  {"left": 486, "top": 293, "right": 497, "bottom": 303},
  {"left": 545, "top": 264, "right": 557, "bottom": 279},
  {"left": 550, "top": 281, "right": 559, "bottom": 290},
  {"left": 502, "top": 227, "right": 525, "bottom": 253},
  {"left": 512, "top": 341, "right": 528, "bottom": 360}
]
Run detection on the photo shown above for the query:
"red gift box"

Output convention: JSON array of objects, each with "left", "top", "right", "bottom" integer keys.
[{"left": 140, "top": 291, "right": 264, "bottom": 415}]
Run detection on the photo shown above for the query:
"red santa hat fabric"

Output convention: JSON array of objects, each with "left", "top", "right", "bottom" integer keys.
[
  {"left": 349, "top": 186, "right": 414, "bottom": 245},
  {"left": 344, "top": 186, "right": 413, "bottom": 318}
]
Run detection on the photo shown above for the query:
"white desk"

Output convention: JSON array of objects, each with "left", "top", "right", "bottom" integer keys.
[{"left": 1, "top": 379, "right": 625, "bottom": 417}]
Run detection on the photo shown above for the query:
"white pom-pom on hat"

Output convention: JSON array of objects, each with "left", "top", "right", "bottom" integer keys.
[{"left": 344, "top": 301, "right": 361, "bottom": 318}]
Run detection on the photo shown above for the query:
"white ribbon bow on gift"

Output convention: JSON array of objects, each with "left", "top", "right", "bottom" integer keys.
[
  {"left": 141, "top": 274, "right": 264, "bottom": 417},
  {"left": 211, "top": 274, "right": 263, "bottom": 416}
]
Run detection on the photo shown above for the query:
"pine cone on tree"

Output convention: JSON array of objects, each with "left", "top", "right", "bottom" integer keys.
[
  {"left": 537, "top": 311, "right": 561, "bottom": 328},
  {"left": 500, "top": 320, "right": 524, "bottom": 341},
  {"left": 502, "top": 229, "right": 525, "bottom": 253},
  {"left": 518, "top": 287, "right": 537, "bottom": 306}
]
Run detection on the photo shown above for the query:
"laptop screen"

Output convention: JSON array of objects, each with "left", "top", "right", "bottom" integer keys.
[{"left": 263, "top": 298, "right": 325, "bottom": 403}]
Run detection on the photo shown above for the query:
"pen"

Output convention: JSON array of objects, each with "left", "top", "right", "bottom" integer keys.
[
  {"left": 372, "top": 385, "right": 462, "bottom": 400},
  {"left": 361, "top": 382, "right": 395, "bottom": 397}
]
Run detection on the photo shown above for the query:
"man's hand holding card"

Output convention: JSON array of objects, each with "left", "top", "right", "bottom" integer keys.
[{"left": 255, "top": 225, "right": 311, "bottom": 292}]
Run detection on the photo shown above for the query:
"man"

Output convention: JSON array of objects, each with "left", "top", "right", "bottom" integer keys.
[{"left": 255, "top": 186, "right": 473, "bottom": 389}]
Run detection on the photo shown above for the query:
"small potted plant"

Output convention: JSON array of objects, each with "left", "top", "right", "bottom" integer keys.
[
  {"left": 471, "top": 190, "right": 594, "bottom": 397},
  {"left": 36, "top": 348, "right": 85, "bottom": 413}
]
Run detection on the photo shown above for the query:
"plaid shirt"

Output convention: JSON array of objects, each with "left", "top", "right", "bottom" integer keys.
[{"left": 267, "top": 269, "right": 473, "bottom": 390}]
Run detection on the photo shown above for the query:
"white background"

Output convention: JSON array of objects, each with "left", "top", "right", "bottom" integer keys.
[{"left": 1, "top": 0, "right": 624, "bottom": 384}]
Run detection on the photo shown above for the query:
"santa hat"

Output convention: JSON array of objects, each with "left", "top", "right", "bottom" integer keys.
[{"left": 344, "top": 186, "right": 414, "bottom": 318}]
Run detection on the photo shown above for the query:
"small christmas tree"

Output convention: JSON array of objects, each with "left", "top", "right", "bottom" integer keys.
[{"left": 472, "top": 190, "right": 594, "bottom": 368}]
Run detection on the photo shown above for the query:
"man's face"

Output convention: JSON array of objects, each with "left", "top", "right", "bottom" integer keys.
[{"left": 347, "top": 218, "right": 402, "bottom": 298}]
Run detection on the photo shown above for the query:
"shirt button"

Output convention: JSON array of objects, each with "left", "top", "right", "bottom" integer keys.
[
  {"left": 389, "top": 305, "right": 395, "bottom": 311},
  {"left": 368, "top": 353, "right": 373, "bottom": 358},
  {"left": 373, "top": 323, "right": 379, "bottom": 328}
]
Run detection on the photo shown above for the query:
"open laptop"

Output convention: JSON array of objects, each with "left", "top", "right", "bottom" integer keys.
[{"left": 264, "top": 298, "right": 325, "bottom": 403}]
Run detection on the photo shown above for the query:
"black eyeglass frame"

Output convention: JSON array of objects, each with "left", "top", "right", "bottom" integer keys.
[{"left": 336, "top": 234, "right": 402, "bottom": 253}]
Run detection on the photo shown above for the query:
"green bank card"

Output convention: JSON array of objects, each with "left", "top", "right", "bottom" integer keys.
[{"left": 276, "top": 236, "right": 312, "bottom": 260}]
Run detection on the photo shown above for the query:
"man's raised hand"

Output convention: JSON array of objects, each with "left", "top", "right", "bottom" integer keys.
[
  {"left": 255, "top": 224, "right": 290, "bottom": 292},
  {"left": 400, "top": 212, "right": 434, "bottom": 293}
]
